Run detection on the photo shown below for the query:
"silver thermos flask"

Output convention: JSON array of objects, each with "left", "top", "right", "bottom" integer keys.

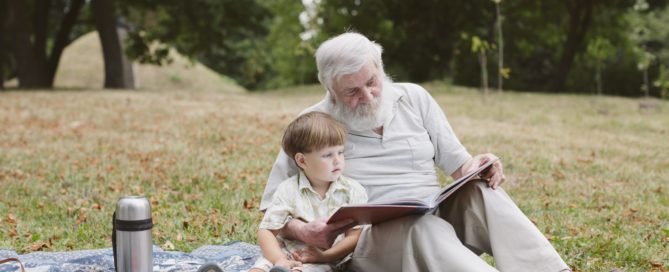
[{"left": 112, "top": 196, "right": 154, "bottom": 272}]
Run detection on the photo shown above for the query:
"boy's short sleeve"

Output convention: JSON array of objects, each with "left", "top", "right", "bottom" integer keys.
[
  {"left": 343, "top": 177, "right": 369, "bottom": 229},
  {"left": 347, "top": 179, "right": 368, "bottom": 206},
  {"left": 258, "top": 182, "right": 295, "bottom": 230}
]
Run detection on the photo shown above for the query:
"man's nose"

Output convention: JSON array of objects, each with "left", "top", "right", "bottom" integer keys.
[{"left": 359, "top": 87, "right": 374, "bottom": 102}]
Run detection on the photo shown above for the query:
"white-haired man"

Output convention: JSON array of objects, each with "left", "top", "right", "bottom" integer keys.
[{"left": 260, "top": 32, "right": 570, "bottom": 271}]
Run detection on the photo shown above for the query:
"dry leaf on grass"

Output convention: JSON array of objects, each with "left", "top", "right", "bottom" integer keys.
[{"left": 163, "top": 240, "right": 175, "bottom": 250}]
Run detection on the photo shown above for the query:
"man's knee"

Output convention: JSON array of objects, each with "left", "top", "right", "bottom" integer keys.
[{"left": 407, "top": 215, "right": 459, "bottom": 241}]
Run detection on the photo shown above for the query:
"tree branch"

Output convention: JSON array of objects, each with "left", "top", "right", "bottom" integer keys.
[{"left": 47, "top": 0, "right": 85, "bottom": 82}]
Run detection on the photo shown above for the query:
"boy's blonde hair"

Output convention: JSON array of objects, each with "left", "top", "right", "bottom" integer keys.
[{"left": 282, "top": 112, "right": 347, "bottom": 160}]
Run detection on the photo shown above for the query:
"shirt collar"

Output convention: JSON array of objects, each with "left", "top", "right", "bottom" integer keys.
[{"left": 297, "top": 171, "right": 349, "bottom": 196}]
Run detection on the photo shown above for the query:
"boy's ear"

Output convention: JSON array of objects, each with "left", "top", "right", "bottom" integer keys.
[{"left": 295, "top": 152, "right": 307, "bottom": 169}]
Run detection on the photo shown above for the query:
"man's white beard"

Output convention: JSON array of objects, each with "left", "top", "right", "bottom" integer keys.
[{"left": 328, "top": 89, "right": 392, "bottom": 132}]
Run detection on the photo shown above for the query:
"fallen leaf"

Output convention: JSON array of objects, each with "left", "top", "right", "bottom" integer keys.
[
  {"left": 163, "top": 240, "right": 175, "bottom": 250},
  {"left": 132, "top": 186, "right": 144, "bottom": 195},
  {"left": 30, "top": 242, "right": 50, "bottom": 251},
  {"left": 6, "top": 213, "right": 17, "bottom": 224},
  {"left": 8, "top": 228, "right": 18, "bottom": 238},
  {"left": 552, "top": 170, "right": 565, "bottom": 180},
  {"left": 243, "top": 200, "right": 254, "bottom": 210},
  {"left": 76, "top": 208, "right": 88, "bottom": 225},
  {"left": 227, "top": 224, "right": 236, "bottom": 236}
]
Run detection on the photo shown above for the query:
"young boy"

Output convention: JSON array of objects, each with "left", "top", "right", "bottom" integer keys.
[{"left": 249, "top": 112, "right": 368, "bottom": 272}]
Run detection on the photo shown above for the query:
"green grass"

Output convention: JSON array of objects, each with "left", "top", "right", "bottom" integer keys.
[{"left": 1, "top": 84, "right": 668, "bottom": 271}]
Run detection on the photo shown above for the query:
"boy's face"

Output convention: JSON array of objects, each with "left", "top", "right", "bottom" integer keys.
[{"left": 296, "top": 145, "right": 345, "bottom": 186}]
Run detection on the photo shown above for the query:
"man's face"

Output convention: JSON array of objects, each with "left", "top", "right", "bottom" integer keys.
[
  {"left": 329, "top": 61, "right": 389, "bottom": 131},
  {"left": 332, "top": 61, "right": 383, "bottom": 112}
]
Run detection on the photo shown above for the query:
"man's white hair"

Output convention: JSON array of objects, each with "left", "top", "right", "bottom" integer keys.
[{"left": 315, "top": 32, "right": 385, "bottom": 93}]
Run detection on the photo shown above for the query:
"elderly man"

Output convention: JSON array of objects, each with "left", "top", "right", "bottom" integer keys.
[{"left": 260, "top": 32, "right": 570, "bottom": 271}]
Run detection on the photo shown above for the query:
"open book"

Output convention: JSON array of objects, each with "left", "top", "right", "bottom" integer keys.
[{"left": 327, "top": 158, "right": 499, "bottom": 225}]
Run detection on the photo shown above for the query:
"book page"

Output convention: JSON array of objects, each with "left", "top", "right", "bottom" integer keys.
[{"left": 430, "top": 158, "right": 499, "bottom": 207}]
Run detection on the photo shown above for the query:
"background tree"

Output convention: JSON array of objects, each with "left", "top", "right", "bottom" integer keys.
[
  {"left": 317, "top": 0, "right": 492, "bottom": 83},
  {"left": 492, "top": 0, "right": 505, "bottom": 92},
  {"left": 462, "top": 33, "right": 494, "bottom": 96},
  {"left": 0, "top": 0, "right": 8, "bottom": 89},
  {"left": 585, "top": 37, "right": 615, "bottom": 95},
  {"left": 260, "top": 0, "right": 318, "bottom": 89},
  {"left": 4, "top": 0, "right": 86, "bottom": 88},
  {"left": 119, "top": 0, "right": 272, "bottom": 90},
  {"left": 655, "top": 64, "right": 669, "bottom": 99},
  {"left": 2, "top": 0, "right": 272, "bottom": 90},
  {"left": 91, "top": 0, "right": 134, "bottom": 88},
  {"left": 627, "top": 0, "right": 669, "bottom": 97}
]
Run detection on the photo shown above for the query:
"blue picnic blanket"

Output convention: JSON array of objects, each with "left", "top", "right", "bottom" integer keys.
[{"left": 0, "top": 241, "right": 260, "bottom": 272}]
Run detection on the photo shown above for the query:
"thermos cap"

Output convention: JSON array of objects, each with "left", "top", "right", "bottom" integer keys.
[{"left": 115, "top": 196, "right": 152, "bottom": 221}]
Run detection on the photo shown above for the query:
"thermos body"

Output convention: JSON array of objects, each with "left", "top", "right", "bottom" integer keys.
[{"left": 113, "top": 196, "right": 154, "bottom": 272}]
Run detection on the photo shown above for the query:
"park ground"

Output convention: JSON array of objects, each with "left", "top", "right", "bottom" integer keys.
[{"left": 0, "top": 84, "right": 668, "bottom": 271}]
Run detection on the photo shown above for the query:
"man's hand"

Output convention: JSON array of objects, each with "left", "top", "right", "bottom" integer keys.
[
  {"left": 462, "top": 153, "right": 506, "bottom": 189},
  {"left": 283, "top": 217, "right": 355, "bottom": 249}
]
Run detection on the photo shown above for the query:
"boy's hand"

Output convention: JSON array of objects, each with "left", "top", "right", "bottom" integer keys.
[
  {"left": 274, "top": 259, "right": 302, "bottom": 271},
  {"left": 291, "top": 246, "right": 330, "bottom": 264}
]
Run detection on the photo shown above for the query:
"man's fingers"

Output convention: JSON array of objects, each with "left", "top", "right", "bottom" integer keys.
[
  {"left": 327, "top": 218, "right": 355, "bottom": 231},
  {"left": 491, "top": 172, "right": 505, "bottom": 189},
  {"left": 291, "top": 251, "right": 301, "bottom": 261}
]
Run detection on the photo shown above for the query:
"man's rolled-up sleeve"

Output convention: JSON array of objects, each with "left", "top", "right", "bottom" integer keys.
[{"left": 407, "top": 84, "right": 472, "bottom": 176}]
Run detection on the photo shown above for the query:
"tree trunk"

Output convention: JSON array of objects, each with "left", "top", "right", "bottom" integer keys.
[
  {"left": 595, "top": 65, "right": 602, "bottom": 95},
  {"left": 549, "top": 0, "right": 594, "bottom": 92},
  {"left": 6, "top": 0, "right": 83, "bottom": 88},
  {"left": 6, "top": 0, "right": 50, "bottom": 88},
  {"left": 495, "top": 2, "right": 504, "bottom": 92},
  {"left": 643, "top": 67, "right": 649, "bottom": 97},
  {"left": 0, "top": 0, "right": 6, "bottom": 89},
  {"left": 91, "top": 0, "right": 135, "bottom": 89},
  {"left": 480, "top": 51, "right": 489, "bottom": 96},
  {"left": 47, "top": 0, "right": 85, "bottom": 84}
]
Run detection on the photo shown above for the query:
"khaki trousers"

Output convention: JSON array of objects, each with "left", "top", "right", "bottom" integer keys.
[{"left": 350, "top": 181, "right": 569, "bottom": 272}]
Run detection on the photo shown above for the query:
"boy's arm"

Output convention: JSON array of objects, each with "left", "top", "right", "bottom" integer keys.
[
  {"left": 321, "top": 228, "right": 362, "bottom": 262},
  {"left": 257, "top": 228, "right": 287, "bottom": 264}
]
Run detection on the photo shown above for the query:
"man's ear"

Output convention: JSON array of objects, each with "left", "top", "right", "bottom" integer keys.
[
  {"left": 327, "top": 90, "right": 337, "bottom": 104},
  {"left": 295, "top": 153, "right": 307, "bottom": 169}
]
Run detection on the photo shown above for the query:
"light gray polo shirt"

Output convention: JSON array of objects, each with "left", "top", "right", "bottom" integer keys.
[{"left": 260, "top": 82, "right": 472, "bottom": 210}]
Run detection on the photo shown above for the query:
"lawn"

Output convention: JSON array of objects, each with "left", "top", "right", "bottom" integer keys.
[{"left": 0, "top": 84, "right": 667, "bottom": 271}]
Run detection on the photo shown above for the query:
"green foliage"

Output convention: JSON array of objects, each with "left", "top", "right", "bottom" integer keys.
[
  {"left": 317, "top": 0, "right": 493, "bottom": 82},
  {"left": 307, "top": 0, "right": 669, "bottom": 97},
  {"left": 655, "top": 64, "right": 669, "bottom": 99},
  {"left": 260, "top": 0, "right": 318, "bottom": 89},
  {"left": 586, "top": 37, "right": 615, "bottom": 68},
  {"left": 118, "top": 0, "right": 273, "bottom": 89}
]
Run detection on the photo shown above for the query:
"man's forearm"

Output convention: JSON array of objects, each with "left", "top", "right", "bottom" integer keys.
[{"left": 280, "top": 218, "right": 304, "bottom": 242}]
